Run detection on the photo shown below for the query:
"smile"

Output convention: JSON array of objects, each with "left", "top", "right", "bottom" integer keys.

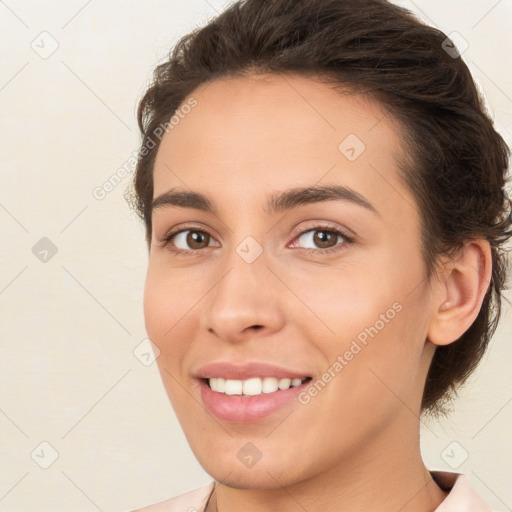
[{"left": 194, "top": 362, "right": 314, "bottom": 422}]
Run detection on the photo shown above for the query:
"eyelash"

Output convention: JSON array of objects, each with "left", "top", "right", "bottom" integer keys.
[{"left": 158, "top": 223, "right": 353, "bottom": 257}]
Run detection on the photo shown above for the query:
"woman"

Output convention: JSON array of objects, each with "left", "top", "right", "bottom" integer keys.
[{"left": 129, "top": 0, "right": 511, "bottom": 510}]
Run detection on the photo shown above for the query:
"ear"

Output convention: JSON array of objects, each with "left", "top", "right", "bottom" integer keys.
[{"left": 428, "top": 239, "right": 492, "bottom": 346}]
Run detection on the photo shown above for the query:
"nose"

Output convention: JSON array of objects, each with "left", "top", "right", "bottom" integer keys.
[{"left": 200, "top": 250, "right": 285, "bottom": 344}]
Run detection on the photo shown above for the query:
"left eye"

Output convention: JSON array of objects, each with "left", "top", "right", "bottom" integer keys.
[{"left": 291, "top": 227, "right": 348, "bottom": 251}]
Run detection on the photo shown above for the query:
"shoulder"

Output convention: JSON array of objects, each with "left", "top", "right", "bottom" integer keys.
[
  {"left": 131, "top": 482, "right": 215, "bottom": 512},
  {"left": 430, "top": 469, "right": 498, "bottom": 512}
]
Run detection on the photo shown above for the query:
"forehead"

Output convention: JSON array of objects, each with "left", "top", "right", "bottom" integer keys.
[{"left": 152, "top": 73, "right": 413, "bottom": 219}]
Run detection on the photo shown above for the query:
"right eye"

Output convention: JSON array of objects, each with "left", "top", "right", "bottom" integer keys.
[{"left": 160, "top": 226, "right": 220, "bottom": 256}]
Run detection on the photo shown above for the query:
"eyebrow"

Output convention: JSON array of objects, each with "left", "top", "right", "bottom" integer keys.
[{"left": 151, "top": 184, "right": 379, "bottom": 216}]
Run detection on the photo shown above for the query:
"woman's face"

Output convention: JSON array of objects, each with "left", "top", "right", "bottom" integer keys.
[{"left": 144, "top": 73, "right": 438, "bottom": 488}]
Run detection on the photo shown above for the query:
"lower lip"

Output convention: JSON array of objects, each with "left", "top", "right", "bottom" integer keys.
[{"left": 198, "top": 379, "right": 310, "bottom": 423}]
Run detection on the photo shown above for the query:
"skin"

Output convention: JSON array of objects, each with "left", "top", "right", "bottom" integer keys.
[{"left": 142, "top": 73, "right": 492, "bottom": 512}]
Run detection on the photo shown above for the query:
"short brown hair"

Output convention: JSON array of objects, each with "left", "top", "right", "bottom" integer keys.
[{"left": 129, "top": 0, "right": 511, "bottom": 414}]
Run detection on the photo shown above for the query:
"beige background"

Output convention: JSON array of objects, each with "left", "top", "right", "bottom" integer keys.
[{"left": 0, "top": 1, "right": 510, "bottom": 511}]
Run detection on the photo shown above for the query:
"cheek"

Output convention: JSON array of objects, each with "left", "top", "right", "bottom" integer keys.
[
  {"left": 143, "top": 261, "right": 201, "bottom": 367},
  {"left": 289, "top": 248, "right": 429, "bottom": 409},
  {"left": 143, "top": 264, "right": 201, "bottom": 416},
  {"left": 143, "top": 254, "right": 206, "bottom": 328},
  {"left": 287, "top": 250, "right": 410, "bottom": 344}
]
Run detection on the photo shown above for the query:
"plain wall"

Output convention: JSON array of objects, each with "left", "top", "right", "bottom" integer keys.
[{"left": 0, "top": 1, "right": 510, "bottom": 510}]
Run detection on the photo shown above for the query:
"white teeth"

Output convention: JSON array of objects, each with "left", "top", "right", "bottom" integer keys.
[
  {"left": 278, "top": 378, "right": 292, "bottom": 390},
  {"left": 209, "top": 377, "right": 226, "bottom": 393},
  {"left": 208, "top": 376, "right": 308, "bottom": 396},
  {"left": 262, "top": 377, "right": 279, "bottom": 393},
  {"left": 216, "top": 377, "right": 225, "bottom": 393},
  {"left": 224, "top": 379, "right": 243, "bottom": 396},
  {"left": 242, "top": 377, "right": 262, "bottom": 396}
]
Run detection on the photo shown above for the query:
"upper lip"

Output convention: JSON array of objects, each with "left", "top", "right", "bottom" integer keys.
[{"left": 194, "top": 362, "right": 311, "bottom": 380}]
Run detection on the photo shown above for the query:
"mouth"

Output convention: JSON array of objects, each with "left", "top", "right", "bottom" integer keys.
[
  {"left": 194, "top": 362, "right": 314, "bottom": 422},
  {"left": 204, "top": 376, "right": 312, "bottom": 396}
]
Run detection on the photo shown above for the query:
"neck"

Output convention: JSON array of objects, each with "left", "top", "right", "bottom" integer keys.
[{"left": 206, "top": 415, "right": 447, "bottom": 512}]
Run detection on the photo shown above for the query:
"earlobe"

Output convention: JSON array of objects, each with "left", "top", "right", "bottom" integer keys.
[{"left": 428, "top": 240, "right": 492, "bottom": 347}]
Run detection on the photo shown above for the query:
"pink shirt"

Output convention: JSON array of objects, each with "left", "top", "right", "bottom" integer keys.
[{"left": 133, "top": 470, "right": 496, "bottom": 511}]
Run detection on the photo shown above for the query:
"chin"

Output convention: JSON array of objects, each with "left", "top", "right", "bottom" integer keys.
[{"left": 201, "top": 462, "right": 304, "bottom": 490}]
